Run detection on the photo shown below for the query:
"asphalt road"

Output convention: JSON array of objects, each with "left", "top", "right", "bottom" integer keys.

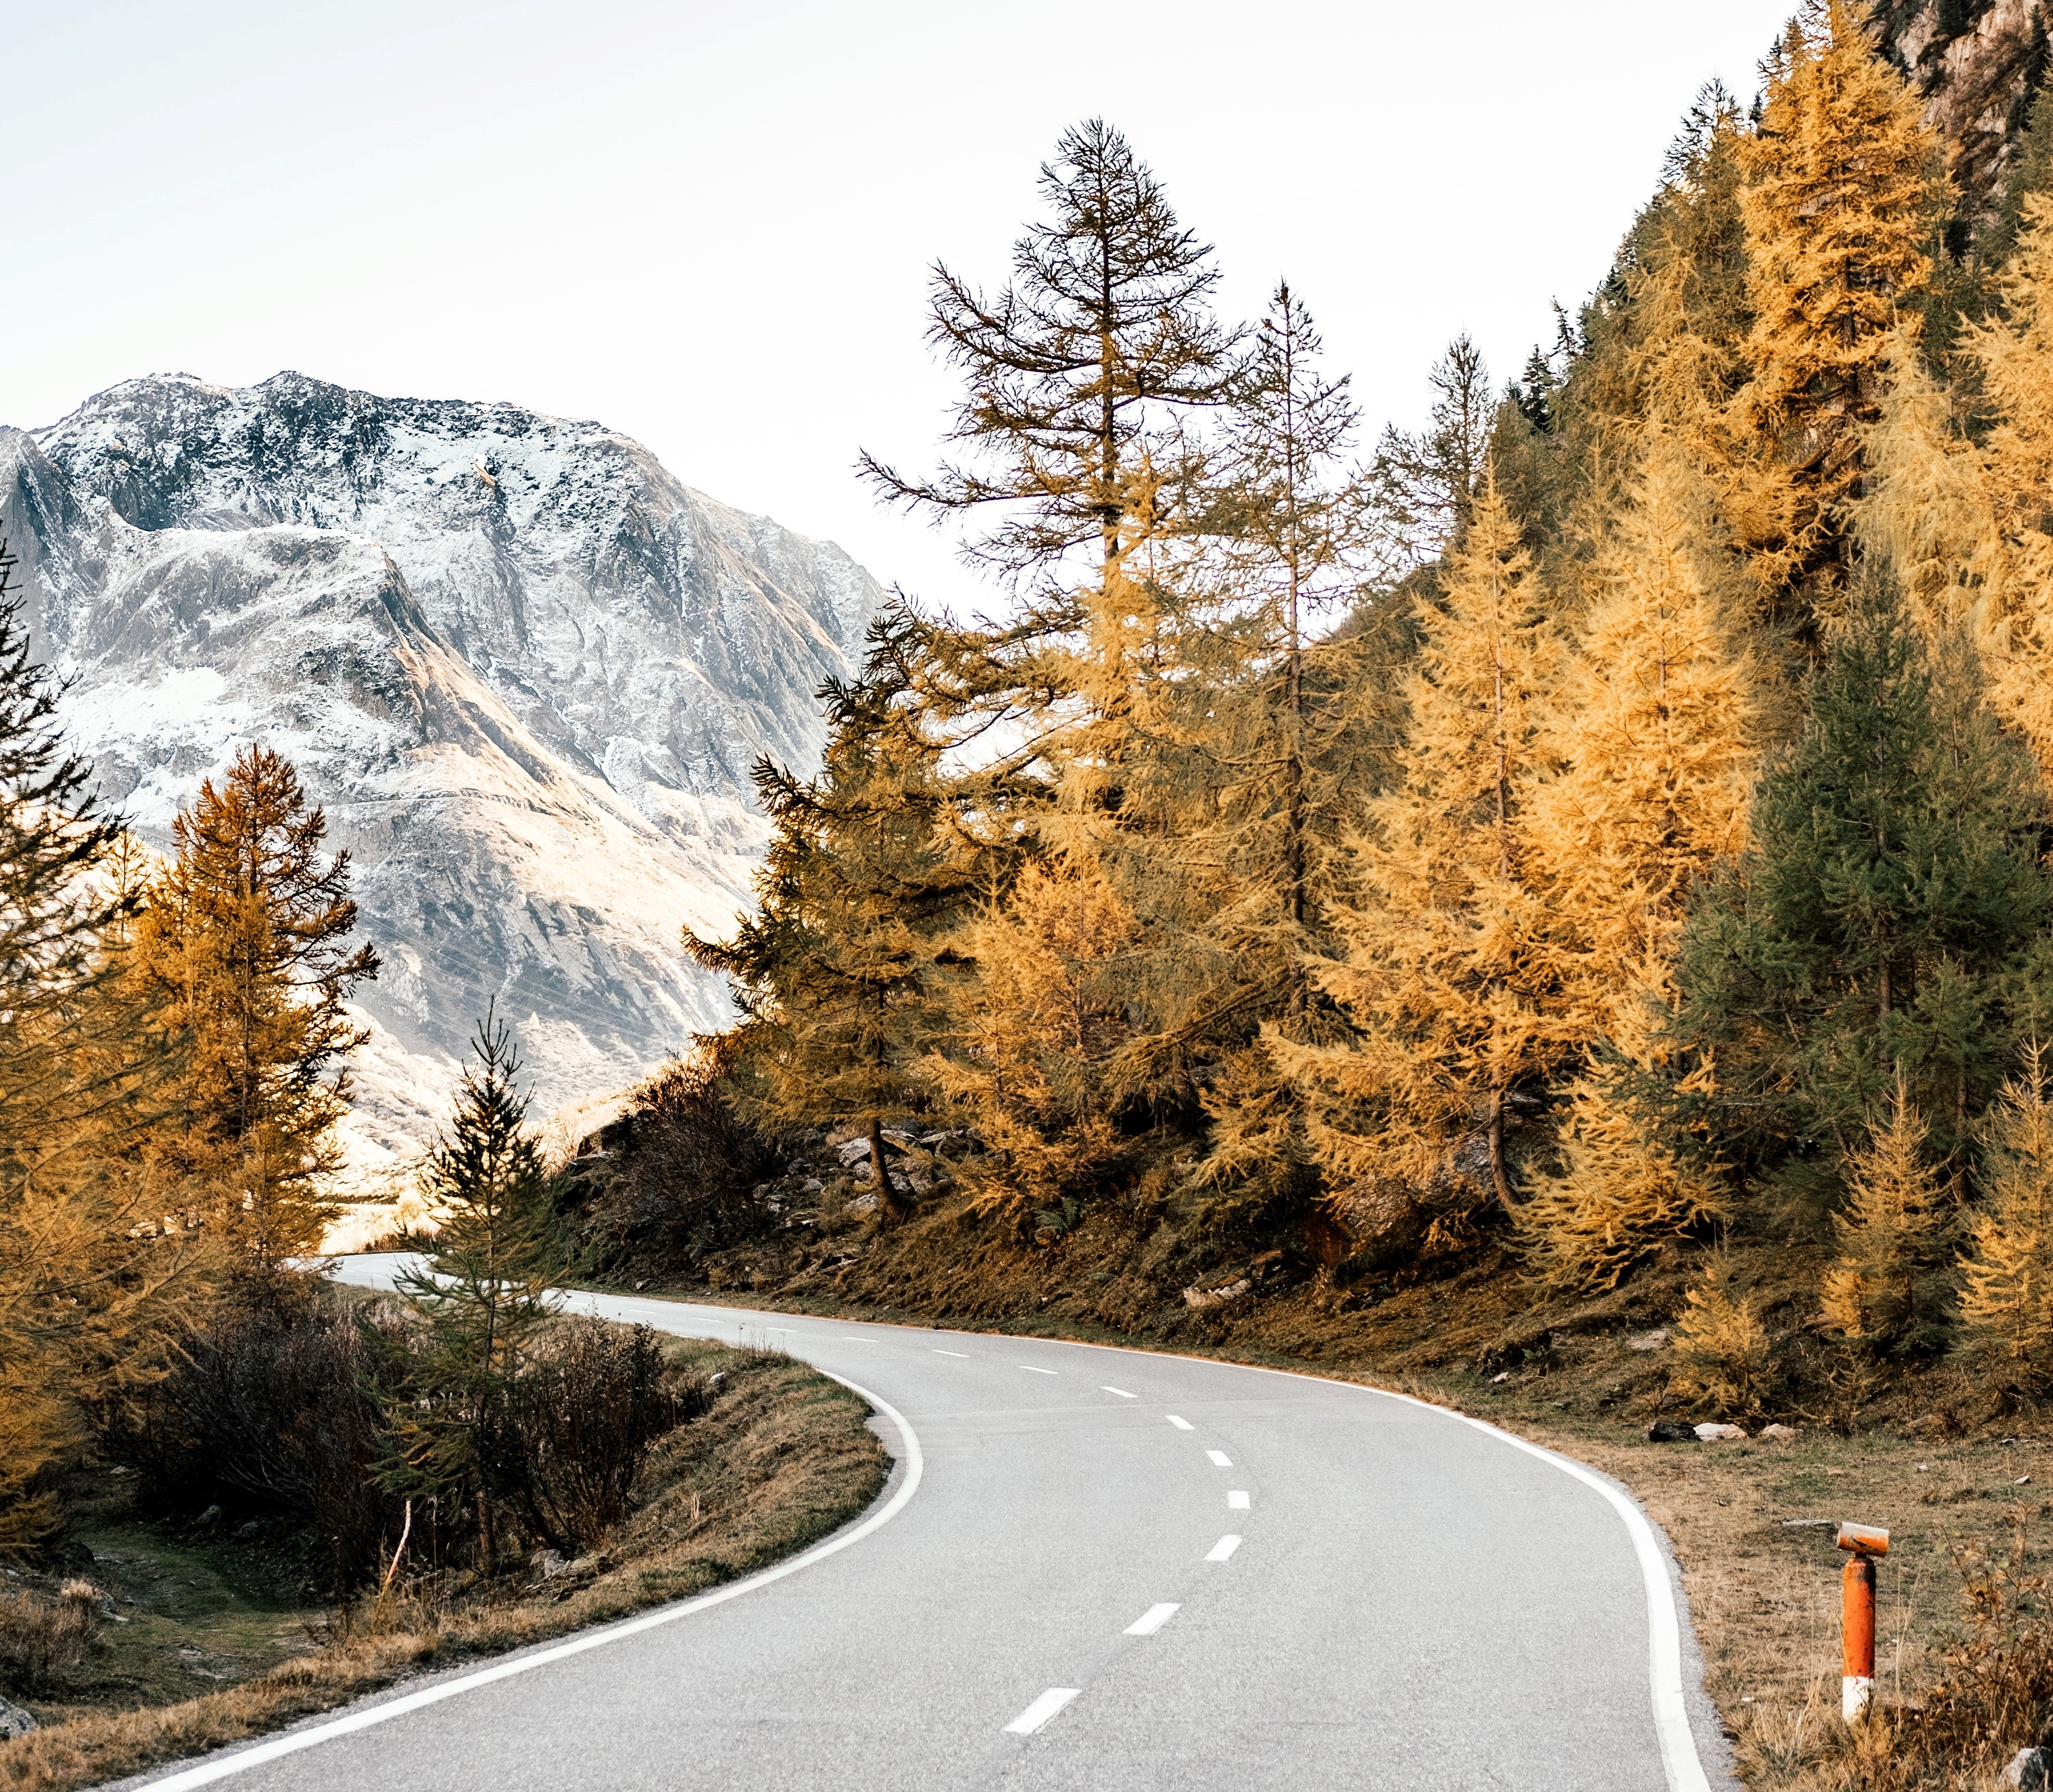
[{"left": 128, "top": 1257, "right": 1734, "bottom": 1792}]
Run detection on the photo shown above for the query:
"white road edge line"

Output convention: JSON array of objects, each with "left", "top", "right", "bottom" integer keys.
[
  {"left": 1205, "top": 1449, "right": 1232, "bottom": 1468},
  {"left": 332, "top": 1265, "right": 1713, "bottom": 1792},
  {"left": 1004, "top": 1687, "right": 1081, "bottom": 1735},
  {"left": 1125, "top": 1602, "right": 1179, "bottom": 1635},
  {"left": 1404, "top": 1394, "right": 1714, "bottom": 1792},
  {"left": 1019, "top": 1365, "right": 1058, "bottom": 1375},
  {"left": 1228, "top": 1490, "right": 1250, "bottom": 1510},
  {"left": 1206, "top": 1534, "right": 1242, "bottom": 1562},
  {"left": 884, "top": 1320, "right": 1717, "bottom": 1792},
  {"left": 135, "top": 1369, "right": 926, "bottom": 1791},
  {"left": 1101, "top": 1386, "right": 1136, "bottom": 1399}
]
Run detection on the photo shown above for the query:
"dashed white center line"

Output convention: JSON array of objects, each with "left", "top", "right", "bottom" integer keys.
[
  {"left": 1228, "top": 1490, "right": 1250, "bottom": 1510},
  {"left": 1101, "top": 1386, "right": 1137, "bottom": 1399},
  {"left": 933, "top": 1349, "right": 969, "bottom": 1358},
  {"left": 1004, "top": 1687, "right": 1081, "bottom": 1735},
  {"left": 1125, "top": 1603, "right": 1180, "bottom": 1636},
  {"left": 1206, "top": 1534, "right": 1243, "bottom": 1562},
  {"left": 1206, "top": 1449, "right": 1233, "bottom": 1468},
  {"left": 1166, "top": 1415, "right": 1194, "bottom": 1431},
  {"left": 1019, "top": 1365, "right": 1058, "bottom": 1376}
]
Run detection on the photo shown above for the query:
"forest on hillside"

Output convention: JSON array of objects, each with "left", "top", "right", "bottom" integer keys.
[{"left": 568, "top": 0, "right": 2053, "bottom": 1422}]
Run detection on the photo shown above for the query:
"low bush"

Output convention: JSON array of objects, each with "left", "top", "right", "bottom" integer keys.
[
  {"left": 101, "top": 1277, "right": 711, "bottom": 1591},
  {"left": 561, "top": 1059, "right": 780, "bottom": 1275},
  {"left": 100, "top": 1278, "right": 415, "bottom": 1590},
  {"left": 485, "top": 1320, "right": 709, "bottom": 1556}
]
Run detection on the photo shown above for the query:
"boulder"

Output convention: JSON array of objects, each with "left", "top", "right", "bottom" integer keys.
[
  {"left": 1625, "top": 1329, "right": 1670, "bottom": 1352},
  {"left": 2004, "top": 1746, "right": 2049, "bottom": 1789},
  {"left": 1761, "top": 1423, "right": 1799, "bottom": 1440},
  {"left": 0, "top": 1695, "right": 37, "bottom": 1740},
  {"left": 1695, "top": 1422, "right": 1747, "bottom": 1441},
  {"left": 1647, "top": 1420, "right": 1698, "bottom": 1442}
]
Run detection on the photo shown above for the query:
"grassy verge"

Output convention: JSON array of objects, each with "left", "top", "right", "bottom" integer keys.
[
  {"left": 0, "top": 1339, "right": 886, "bottom": 1792},
  {"left": 602, "top": 1266, "right": 2052, "bottom": 1790}
]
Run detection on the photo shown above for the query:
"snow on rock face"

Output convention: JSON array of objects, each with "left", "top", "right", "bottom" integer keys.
[{"left": 2, "top": 373, "right": 885, "bottom": 1171}]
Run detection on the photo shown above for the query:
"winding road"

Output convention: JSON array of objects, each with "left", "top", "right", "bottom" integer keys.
[{"left": 127, "top": 1257, "right": 1734, "bottom": 1792}]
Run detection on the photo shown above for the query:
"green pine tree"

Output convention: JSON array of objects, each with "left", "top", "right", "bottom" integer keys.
[
  {"left": 1676, "top": 579, "right": 2053, "bottom": 1176},
  {"left": 381, "top": 1012, "right": 574, "bottom": 1570}
]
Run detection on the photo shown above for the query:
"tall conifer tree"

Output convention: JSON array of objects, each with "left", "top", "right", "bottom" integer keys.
[
  {"left": 1677, "top": 580, "right": 2053, "bottom": 1168},
  {"left": 1174, "top": 284, "right": 1381, "bottom": 1210},
  {"left": 133, "top": 745, "right": 377, "bottom": 1269},
  {"left": 0, "top": 546, "right": 204, "bottom": 1552},
  {"left": 1517, "top": 448, "right": 1757, "bottom": 1285},
  {"left": 1731, "top": 0, "right": 1947, "bottom": 630},
  {"left": 1288, "top": 477, "right": 1561, "bottom": 1214},
  {"left": 689, "top": 619, "right": 979, "bottom": 1222}
]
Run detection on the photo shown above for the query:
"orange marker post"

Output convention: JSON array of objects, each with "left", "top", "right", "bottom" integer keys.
[{"left": 1836, "top": 1522, "right": 1889, "bottom": 1724}]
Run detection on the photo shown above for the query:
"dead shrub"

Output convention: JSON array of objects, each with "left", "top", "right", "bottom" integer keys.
[
  {"left": 485, "top": 1321, "right": 709, "bottom": 1557},
  {"left": 1877, "top": 1523, "right": 2053, "bottom": 1786},
  {"left": 559, "top": 1059, "right": 778, "bottom": 1275},
  {"left": 0, "top": 1581, "right": 104, "bottom": 1691},
  {"left": 98, "top": 1279, "right": 420, "bottom": 1590}
]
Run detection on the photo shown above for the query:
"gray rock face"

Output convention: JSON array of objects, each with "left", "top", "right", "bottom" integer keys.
[{"left": 2, "top": 372, "right": 884, "bottom": 1172}]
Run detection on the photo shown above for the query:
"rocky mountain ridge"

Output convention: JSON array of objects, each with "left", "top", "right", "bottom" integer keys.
[
  {"left": 1, "top": 372, "right": 884, "bottom": 1184},
  {"left": 1870, "top": 0, "right": 2046, "bottom": 219}
]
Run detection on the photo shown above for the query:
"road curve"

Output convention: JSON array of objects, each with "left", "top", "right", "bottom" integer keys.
[{"left": 124, "top": 1256, "right": 1735, "bottom": 1792}]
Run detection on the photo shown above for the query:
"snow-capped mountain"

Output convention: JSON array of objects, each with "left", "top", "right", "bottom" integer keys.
[{"left": 1, "top": 371, "right": 883, "bottom": 1178}]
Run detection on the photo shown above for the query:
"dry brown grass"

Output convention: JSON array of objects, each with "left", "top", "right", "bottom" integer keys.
[
  {"left": 0, "top": 1344, "right": 885, "bottom": 1792},
  {"left": 0, "top": 1587, "right": 105, "bottom": 1696}
]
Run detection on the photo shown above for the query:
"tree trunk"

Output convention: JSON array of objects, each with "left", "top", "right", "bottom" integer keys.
[
  {"left": 476, "top": 1486, "right": 496, "bottom": 1579},
  {"left": 870, "top": 1115, "right": 913, "bottom": 1225},
  {"left": 1488, "top": 1086, "right": 1514, "bottom": 1211}
]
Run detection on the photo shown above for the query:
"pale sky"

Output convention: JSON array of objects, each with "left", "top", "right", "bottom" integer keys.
[{"left": 8, "top": 1, "right": 1799, "bottom": 611}]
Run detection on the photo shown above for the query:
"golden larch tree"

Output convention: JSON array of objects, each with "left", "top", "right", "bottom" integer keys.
[
  {"left": 1516, "top": 447, "right": 1756, "bottom": 1286},
  {"left": 133, "top": 745, "right": 378, "bottom": 1271},
  {"left": 1822, "top": 1080, "right": 1952, "bottom": 1354},
  {"left": 1958, "top": 193, "right": 2053, "bottom": 775},
  {"left": 1731, "top": 0, "right": 1946, "bottom": 622},
  {"left": 1290, "top": 475, "right": 1561, "bottom": 1217},
  {"left": 1957, "top": 1044, "right": 2053, "bottom": 1392},
  {"left": 923, "top": 855, "right": 1140, "bottom": 1223}
]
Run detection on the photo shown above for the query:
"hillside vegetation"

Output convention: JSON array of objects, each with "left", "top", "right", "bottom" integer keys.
[{"left": 581, "top": 2, "right": 2053, "bottom": 1448}]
